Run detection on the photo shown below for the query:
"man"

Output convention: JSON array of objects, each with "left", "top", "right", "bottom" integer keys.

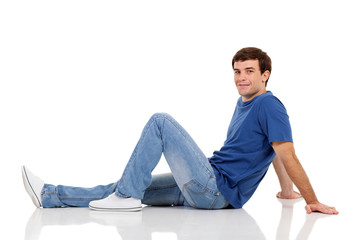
[{"left": 22, "top": 47, "right": 338, "bottom": 214}]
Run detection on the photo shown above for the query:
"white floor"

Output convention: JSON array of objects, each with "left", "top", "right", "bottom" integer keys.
[
  {"left": 2, "top": 156, "right": 359, "bottom": 240},
  {"left": 3, "top": 184, "right": 357, "bottom": 240}
]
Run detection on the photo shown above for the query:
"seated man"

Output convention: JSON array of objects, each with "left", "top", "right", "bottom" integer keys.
[{"left": 22, "top": 47, "right": 338, "bottom": 214}]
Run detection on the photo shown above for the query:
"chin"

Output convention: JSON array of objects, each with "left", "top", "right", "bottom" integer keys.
[{"left": 238, "top": 90, "right": 248, "bottom": 97}]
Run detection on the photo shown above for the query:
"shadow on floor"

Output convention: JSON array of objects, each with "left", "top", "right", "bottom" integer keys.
[{"left": 24, "top": 199, "right": 328, "bottom": 240}]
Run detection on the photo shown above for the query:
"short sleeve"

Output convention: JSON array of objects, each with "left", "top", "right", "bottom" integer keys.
[{"left": 258, "top": 96, "right": 293, "bottom": 144}]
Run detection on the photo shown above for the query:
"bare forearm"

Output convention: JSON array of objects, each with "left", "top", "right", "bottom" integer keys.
[
  {"left": 280, "top": 153, "right": 318, "bottom": 204},
  {"left": 273, "top": 155, "right": 293, "bottom": 191},
  {"left": 272, "top": 141, "right": 338, "bottom": 214}
]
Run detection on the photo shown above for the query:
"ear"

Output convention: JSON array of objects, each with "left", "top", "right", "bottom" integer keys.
[{"left": 262, "top": 70, "right": 270, "bottom": 83}]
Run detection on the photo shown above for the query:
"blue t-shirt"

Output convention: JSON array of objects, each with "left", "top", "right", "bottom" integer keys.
[{"left": 209, "top": 91, "right": 293, "bottom": 208}]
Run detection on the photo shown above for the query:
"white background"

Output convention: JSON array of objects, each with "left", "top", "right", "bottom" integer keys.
[{"left": 1, "top": 0, "right": 359, "bottom": 239}]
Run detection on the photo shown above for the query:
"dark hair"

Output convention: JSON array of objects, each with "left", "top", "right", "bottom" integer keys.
[{"left": 232, "top": 47, "right": 272, "bottom": 86}]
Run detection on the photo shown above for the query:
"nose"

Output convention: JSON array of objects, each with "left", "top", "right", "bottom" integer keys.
[{"left": 235, "top": 72, "right": 246, "bottom": 83}]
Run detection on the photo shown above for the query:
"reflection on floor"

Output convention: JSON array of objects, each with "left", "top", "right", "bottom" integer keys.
[{"left": 24, "top": 198, "right": 333, "bottom": 240}]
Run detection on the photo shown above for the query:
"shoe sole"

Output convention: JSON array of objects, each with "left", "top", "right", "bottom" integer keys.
[
  {"left": 89, "top": 205, "right": 142, "bottom": 212},
  {"left": 21, "top": 166, "right": 42, "bottom": 208}
]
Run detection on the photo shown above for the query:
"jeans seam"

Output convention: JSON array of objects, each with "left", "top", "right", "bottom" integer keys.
[
  {"left": 43, "top": 190, "right": 102, "bottom": 201},
  {"left": 183, "top": 179, "right": 220, "bottom": 209},
  {"left": 59, "top": 197, "right": 103, "bottom": 200},
  {"left": 185, "top": 179, "right": 218, "bottom": 195},
  {"left": 209, "top": 195, "right": 219, "bottom": 209},
  {"left": 146, "top": 183, "right": 178, "bottom": 191},
  {"left": 183, "top": 180, "right": 198, "bottom": 208},
  {"left": 116, "top": 192, "right": 129, "bottom": 198}
]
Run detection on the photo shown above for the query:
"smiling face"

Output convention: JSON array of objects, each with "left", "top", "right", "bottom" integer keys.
[{"left": 233, "top": 59, "right": 270, "bottom": 102}]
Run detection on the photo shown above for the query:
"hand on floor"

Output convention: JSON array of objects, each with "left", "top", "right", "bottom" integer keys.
[
  {"left": 305, "top": 202, "right": 339, "bottom": 215},
  {"left": 276, "top": 190, "right": 302, "bottom": 199}
]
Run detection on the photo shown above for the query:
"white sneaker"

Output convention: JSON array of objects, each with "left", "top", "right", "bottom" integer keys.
[
  {"left": 21, "top": 166, "right": 45, "bottom": 208},
  {"left": 89, "top": 193, "right": 142, "bottom": 212}
]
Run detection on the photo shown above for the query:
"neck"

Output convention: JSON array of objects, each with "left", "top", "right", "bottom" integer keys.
[{"left": 242, "top": 89, "right": 267, "bottom": 102}]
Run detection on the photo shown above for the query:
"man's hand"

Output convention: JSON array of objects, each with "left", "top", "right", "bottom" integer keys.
[
  {"left": 272, "top": 141, "right": 339, "bottom": 215},
  {"left": 305, "top": 202, "right": 339, "bottom": 215},
  {"left": 276, "top": 190, "right": 302, "bottom": 199}
]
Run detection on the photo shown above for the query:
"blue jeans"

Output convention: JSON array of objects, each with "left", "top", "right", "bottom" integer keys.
[{"left": 42, "top": 113, "right": 229, "bottom": 209}]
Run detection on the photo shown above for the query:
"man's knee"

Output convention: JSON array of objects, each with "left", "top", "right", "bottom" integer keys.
[{"left": 150, "top": 112, "right": 173, "bottom": 121}]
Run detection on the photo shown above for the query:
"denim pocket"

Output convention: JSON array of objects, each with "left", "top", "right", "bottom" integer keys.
[{"left": 183, "top": 179, "right": 220, "bottom": 209}]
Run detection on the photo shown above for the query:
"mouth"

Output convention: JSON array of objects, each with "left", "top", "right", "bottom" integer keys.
[{"left": 237, "top": 82, "right": 250, "bottom": 87}]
